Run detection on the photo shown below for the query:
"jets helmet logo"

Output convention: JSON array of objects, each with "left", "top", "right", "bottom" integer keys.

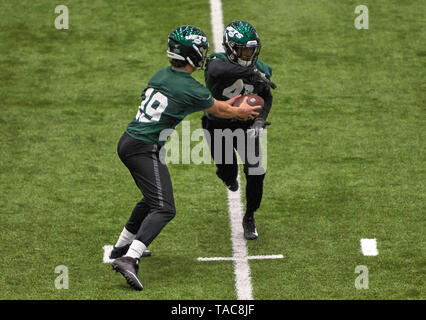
[
  {"left": 225, "top": 26, "right": 243, "bottom": 39},
  {"left": 185, "top": 34, "right": 207, "bottom": 45}
]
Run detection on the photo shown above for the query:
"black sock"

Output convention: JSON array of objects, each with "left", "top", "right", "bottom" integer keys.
[{"left": 244, "top": 211, "right": 254, "bottom": 219}]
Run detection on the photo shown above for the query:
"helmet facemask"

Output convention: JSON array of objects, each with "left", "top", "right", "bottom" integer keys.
[
  {"left": 233, "top": 40, "right": 261, "bottom": 67},
  {"left": 186, "top": 42, "right": 209, "bottom": 70},
  {"left": 223, "top": 22, "right": 262, "bottom": 68}
]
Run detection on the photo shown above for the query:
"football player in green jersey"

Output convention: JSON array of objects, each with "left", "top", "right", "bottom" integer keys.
[
  {"left": 110, "top": 25, "right": 261, "bottom": 291},
  {"left": 202, "top": 20, "right": 276, "bottom": 240}
]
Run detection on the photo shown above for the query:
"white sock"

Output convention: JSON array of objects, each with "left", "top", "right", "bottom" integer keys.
[
  {"left": 125, "top": 240, "right": 147, "bottom": 260},
  {"left": 115, "top": 227, "right": 136, "bottom": 248}
]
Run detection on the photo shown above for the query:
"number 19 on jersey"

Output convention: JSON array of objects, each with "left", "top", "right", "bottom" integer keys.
[{"left": 135, "top": 88, "right": 168, "bottom": 123}]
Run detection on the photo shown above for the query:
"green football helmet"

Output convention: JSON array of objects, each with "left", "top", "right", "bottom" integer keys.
[
  {"left": 167, "top": 25, "right": 210, "bottom": 69},
  {"left": 223, "top": 20, "right": 261, "bottom": 67}
]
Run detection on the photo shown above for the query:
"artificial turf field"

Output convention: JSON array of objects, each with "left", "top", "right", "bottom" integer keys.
[{"left": 0, "top": 0, "right": 424, "bottom": 300}]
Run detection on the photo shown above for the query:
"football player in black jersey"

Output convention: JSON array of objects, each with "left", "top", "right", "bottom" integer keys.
[{"left": 202, "top": 20, "right": 276, "bottom": 240}]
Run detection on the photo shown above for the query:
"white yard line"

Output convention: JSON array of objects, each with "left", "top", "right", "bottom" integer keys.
[
  {"left": 209, "top": 1, "right": 255, "bottom": 299},
  {"left": 208, "top": 0, "right": 253, "bottom": 300},
  {"left": 209, "top": 0, "right": 225, "bottom": 53},
  {"left": 227, "top": 175, "right": 254, "bottom": 300},
  {"left": 198, "top": 255, "right": 284, "bottom": 261}
]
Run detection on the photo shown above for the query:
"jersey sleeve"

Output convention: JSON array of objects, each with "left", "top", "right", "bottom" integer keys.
[
  {"left": 186, "top": 81, "right": 215, "bottom": 112},
  {"left": 254, "top": 59, "right": 273, "bottom": 120},
  {"left": 258, "top": 87, "right": 273, "bottom": 120}
]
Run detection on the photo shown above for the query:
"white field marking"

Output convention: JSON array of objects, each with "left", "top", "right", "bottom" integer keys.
[
  {"left": 198, "top": 257, "right": 235, "bottom": 262},
  {"left": 198, "top": 255, "right": 284, "bottom": 262},
  {"left": 360, "top": 239, "right": 378, "bottom": 256},
  {"left": 227, "top": 174, "right": 253, "bottom": 300},
  {"left": 247, "top": 254, "right": 284, "bottom": 260},
  {"left": 208, "top": 0, "right": 254, "bottom": 301},
  {"left": 209, "top": 0, "right": 225, "bottom": 53},
  {"left": 209, "top": 0, "right": 253, "bottom": 300}
]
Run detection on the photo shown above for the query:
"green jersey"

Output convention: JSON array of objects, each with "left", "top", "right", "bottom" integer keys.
[{"left": 126, "top": 67, "right": 214, "bottom": 145}]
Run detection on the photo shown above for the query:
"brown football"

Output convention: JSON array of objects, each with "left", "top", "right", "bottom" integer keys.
[{"left": 232, "top": 94, "right": 264, "bottom": 110}]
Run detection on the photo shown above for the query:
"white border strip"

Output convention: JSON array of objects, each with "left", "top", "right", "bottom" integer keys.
[{"left": 361, "top": 238, "right": 378, "bottom": 256}]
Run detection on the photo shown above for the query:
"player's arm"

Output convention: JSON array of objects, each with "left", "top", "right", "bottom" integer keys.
[
  {"left": 257, "top": 88, "right": 273, "bottom": 121},
  {"left": 253, "top": 64, "right": 274, "bottom": 121},
  {"left": 249, "top": 66, "right": 274, "bottom": 138},
  {"left": 247, "top": 90, "right": 272, "bottom": 138},
  {"left": 205, "top": 96, "right": 261, "bottom": 120}
]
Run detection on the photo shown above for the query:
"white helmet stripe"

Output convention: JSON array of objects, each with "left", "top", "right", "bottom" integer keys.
[
  {"left": 167, "top": 50, "right": 186, "bottom": 61},
  {"left": 186, "top": 57, "right": 196, "bottom": 68}
]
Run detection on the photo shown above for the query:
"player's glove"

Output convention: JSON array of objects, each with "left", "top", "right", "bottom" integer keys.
[
  {"left": 251, "top": 69, "right": 277, "bottom": 90},
  {"left": 247, "top": 118, "right": 271, "bottom": 138}
]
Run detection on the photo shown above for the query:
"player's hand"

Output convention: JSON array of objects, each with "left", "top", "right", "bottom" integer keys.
[
  {"left": 225, "top": 94, "right": 242, "bottom": 106},
  {"left": 226, "top": 95, "right": 252, "bottom": 121},
  {"left": 237, "top": 99, "right": 261, "bottom": 121},
  {"left": 247, "top": 118, "right": 271, "bottom": 138}
]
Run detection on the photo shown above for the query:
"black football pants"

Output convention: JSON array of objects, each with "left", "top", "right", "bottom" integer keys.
[
  {"left": 201, "top": 116, "right": 266, "bottom": 214},
  {"left": 117, "top": 132, "right": 176, "bottom": 247}
]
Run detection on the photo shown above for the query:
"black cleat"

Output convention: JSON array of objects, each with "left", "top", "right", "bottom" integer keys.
[
  {"left": 110, "top": 244, "right": 130, "bottom": 259},
  {"left": 110, "top": 244, "right": 152, "bottom": 259},
  {"left": 226, "top": 179, "right": 239, "bottom": 192},
  {"left": 112, "top": 256, "right": 143, "bottom": 291},
  {"left": 242, "top": 215, "right": 258, "bottom": 240}
]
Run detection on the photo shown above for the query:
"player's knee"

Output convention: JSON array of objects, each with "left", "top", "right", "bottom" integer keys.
[
  {"left": 164, "top": 206, "right": 176, "bottom": 221},
  {"left": 170, "top": 208, "right": 176, "bottom": 220}
]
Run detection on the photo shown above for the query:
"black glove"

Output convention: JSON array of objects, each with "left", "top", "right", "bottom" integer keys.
[
  {"left": 247, "top": 118, "right": 271, "bottom": 138},
  {"left": 250, "top": 69, "right": 277, "bottom": 90}
]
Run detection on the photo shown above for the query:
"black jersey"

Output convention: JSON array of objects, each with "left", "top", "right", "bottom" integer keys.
[{"left": 204, "top": 52, "right": 273, "bottom": 122}]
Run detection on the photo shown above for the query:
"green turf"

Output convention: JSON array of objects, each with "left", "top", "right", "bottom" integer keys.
[{"left": 0, "top": 0, "right": 424, "bottom": 300}]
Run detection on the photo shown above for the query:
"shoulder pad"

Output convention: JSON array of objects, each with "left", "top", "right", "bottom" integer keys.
[
  {"left": 208, "top": 52, "right": 228, "bottom": 62},
  {"left": 255, "top": 59, "right": 272, "bottom": 78}
]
